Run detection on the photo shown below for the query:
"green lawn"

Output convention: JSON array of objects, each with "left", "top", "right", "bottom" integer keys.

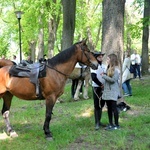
[{"left": 0, "top": 76, "right": 150, "bottom": 150}]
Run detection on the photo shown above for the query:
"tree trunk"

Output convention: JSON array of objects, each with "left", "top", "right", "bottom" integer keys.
[
  {"left": 48, "top": 19, "right": 56, "bottom": 58},
  {"left": 28, "top": 40, "right": 37, "bottom": 62},
  {"left": 101, "top": 0, "right": 125, "bottom": 103},
  {"left": 101, "top": 0, "right": 125, "bottom": 68},
  {"left": 47, "top": 0, "right": 60, "bottom": 58},
  {"left": 141, "top": 0, "right": 150, "bottom": 75},
  {"left": 37, "top": 12, "right": 44, "bottom": 60},
  {"left": 61, "top": 0, "right": 76, "bottom": 50}
]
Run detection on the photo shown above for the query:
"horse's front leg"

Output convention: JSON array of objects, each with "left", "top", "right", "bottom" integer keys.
[
  {"left": 2, "top": 92, "right": 18, "bottom": 138},
  {"left": 43, "top": 98, "right": 54, "bottom": 140}
]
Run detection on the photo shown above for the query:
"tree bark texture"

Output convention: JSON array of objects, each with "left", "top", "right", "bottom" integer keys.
[
  {"left": 101, "top": 0, "right": 125, "bottom": 67},
  {"left": 47, "top": 0, "right": 60, "bottom": 58},
  {"left": 28, "top": 40, "right": 37, "bottom": 62},
  {"left": 101, "top": 0, "right": 125, "bottom": 103},
  {"left": 48, "top": 19, "right": 57, "bottom": 58},
  {"left": 37, "top": 14, "right": 44, "bottom": 60},
  {"left": 141, "top": 0, "right": 150, "bottom": 75},
  {"left": 61, "top": 0, "right": 76, "bottom": 50}
]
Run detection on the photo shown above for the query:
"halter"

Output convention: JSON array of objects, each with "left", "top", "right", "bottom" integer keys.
[{"left": 81, "top": 45, "right": 92, "bottom": 65}]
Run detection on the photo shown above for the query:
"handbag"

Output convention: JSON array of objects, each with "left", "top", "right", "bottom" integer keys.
[{"left": 127, "top": 65, "right": 134, "bottom": 73}]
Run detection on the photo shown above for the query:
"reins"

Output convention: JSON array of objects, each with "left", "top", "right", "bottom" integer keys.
[
  {"left": 93, "top": 87, "right": 102, "bottom": 108},
  {"left": 45, "top": 62, "right": 70, "bottom": 77}
]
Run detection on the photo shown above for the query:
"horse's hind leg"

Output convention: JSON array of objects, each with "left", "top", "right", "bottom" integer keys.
[
  {"left": 74, "top": 80, "right": 82, "bottom": 100},
  {"left": 2, "top": 92, "right": 18, "bottom": 138},
  {"left": 83, "top": 75, "right": 90, "bottom": 99}
]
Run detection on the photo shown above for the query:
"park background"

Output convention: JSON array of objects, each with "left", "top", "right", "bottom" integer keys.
[{"left": 0, "top": 0, "right": 150, "bottom": 149}]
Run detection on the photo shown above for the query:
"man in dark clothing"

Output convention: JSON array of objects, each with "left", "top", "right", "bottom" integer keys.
[{"left": 90, "top": 51, "right": 107, "bottom": 130}]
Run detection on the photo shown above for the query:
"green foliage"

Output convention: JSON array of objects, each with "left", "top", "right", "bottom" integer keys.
[
  {"left": 0, "top": 0, "right": 146, "bottom": 57},
  {"left": 127, "top": 21, "right": 142, "bottom": 39}
]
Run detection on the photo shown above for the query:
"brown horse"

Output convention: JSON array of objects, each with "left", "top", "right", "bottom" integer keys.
[{"left": 0, "top": 40, "right": 98, "bottom": 140}]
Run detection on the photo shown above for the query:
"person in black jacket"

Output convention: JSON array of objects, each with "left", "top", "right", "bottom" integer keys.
[{"left": 91, "top": 51, "right": 107, "bottom": 130}]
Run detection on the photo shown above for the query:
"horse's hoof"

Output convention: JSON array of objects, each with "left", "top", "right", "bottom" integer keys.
[
  {"left": 10, "top": 131, "right": 18, "bottom": 138},
  {"left": 74, "top": 97, "right": 79, "bottom": 101},
  {"left": 84, "top": 96, "right": 89, "bottom": 100},
  {"left": 46, "top": 136, "right": 53, "bottom": 141}
]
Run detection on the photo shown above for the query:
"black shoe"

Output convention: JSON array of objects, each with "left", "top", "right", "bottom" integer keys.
[
  {"left": 95, "top": 124, "right": 100, "bottom": 130},
  {"left": 105, "top": 124, "right": 114, "bottom": 130},
  {"left": 113, "top": 125, "right": 120, "bottom": 130},
  {"left": 105, "top": 124, "right": 120, "bottom": 130}
]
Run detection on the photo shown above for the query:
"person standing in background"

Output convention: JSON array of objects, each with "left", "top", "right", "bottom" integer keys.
[
  {"left": 122, "top": 52, "right": 132, "bottom": 96},
  {"left": 90, "top": 51, "right": 107, "bottom": 130},
  {"left": 26, "top": 55, "right": 33, "bottom": 64},
  {"left": 12, "top": 55, "right": 19, "bottom": 65},
  {"left": 130, "top": 50, "right": 141, "bottom": 79}
]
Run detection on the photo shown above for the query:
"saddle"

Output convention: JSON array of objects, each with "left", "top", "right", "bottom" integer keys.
[{"left": 9, "top": 63, "right": 46, "bottom": 97}]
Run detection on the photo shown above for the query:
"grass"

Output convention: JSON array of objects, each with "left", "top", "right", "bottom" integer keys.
[{"left": 0, "top": 76, "right": 150, "bottom": 150}]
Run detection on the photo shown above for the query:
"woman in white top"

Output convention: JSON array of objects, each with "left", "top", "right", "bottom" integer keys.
[{"left": 122, "top": 52, "right": 132, "bottom": 96}]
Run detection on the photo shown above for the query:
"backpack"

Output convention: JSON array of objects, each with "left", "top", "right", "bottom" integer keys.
[{"left": 127, "top": 65, "right": 134, "bottom": 73}]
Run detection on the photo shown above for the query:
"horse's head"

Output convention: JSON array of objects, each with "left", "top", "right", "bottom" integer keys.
[{"left": 75, "top": 39, "right": 98, "bottom": 70}]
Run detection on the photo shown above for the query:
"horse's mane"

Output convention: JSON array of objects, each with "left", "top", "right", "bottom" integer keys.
[{"left": 47, "top": 44, "right": 77, "bottom": 67}]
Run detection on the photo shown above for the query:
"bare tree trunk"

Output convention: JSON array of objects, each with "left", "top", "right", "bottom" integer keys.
[
  {"left": 101, "top": 0, "right": 125, "bottom": 103},
  {"left": 48, "top": 19, "right": 56, "bottom": 58},
  {"left": 95, "top": 21, "right": 102, "bottom": 48},
  {"left": 141, "top": 0, "right": 150, "bottom": 75},
  {"left": 87, "top": 26, "right": 95, "bottom": 51},
  {"left": 61, "top": 0, "right": 76, "bottom": 50},
  {"left": 101, "top": 0, "right": 125, "bottom": 67},
  {"left": 37, "top": 11, "right": 44, "bottom": 60},
  {"left": 28, "top": 40, "right": 37, "bottom": 62},
  {"left": 46, "top": 0, "right": 60, "bottom": 58},
  {"left": 125, "top": 10, "right": 132, "bottom": 53}
]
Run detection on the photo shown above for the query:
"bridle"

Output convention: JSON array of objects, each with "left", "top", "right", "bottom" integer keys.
[{"left": 80, "top": 45, "right": 92, "bottom": 65}]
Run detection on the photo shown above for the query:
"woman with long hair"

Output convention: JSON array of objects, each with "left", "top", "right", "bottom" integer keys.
[{"left": 102, "top": 54, "right": 121, "bottom": 130}]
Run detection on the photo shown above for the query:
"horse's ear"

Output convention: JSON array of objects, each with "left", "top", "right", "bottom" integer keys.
[{"left": 82, "top": 38, "right": 88, "bottom": 44}]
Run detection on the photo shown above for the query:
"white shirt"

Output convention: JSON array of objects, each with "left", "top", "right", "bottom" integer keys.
[
  {"left": 90, "top": 63, "right": 107, "bottom": 87},
  {"left": 130, "top": 53, "right": 141, "bottom": 65}
]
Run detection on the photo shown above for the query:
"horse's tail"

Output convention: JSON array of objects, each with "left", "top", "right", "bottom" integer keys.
[{"left": 0, "top": 59, "right": 15, "bottom": 68}]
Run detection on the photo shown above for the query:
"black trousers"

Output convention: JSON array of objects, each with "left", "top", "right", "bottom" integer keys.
[
  {"left": 132, "top": 64, "right": 141, "bottom": 78},
  {"left": 105, "top": 100, "right": 119, "bottom": 126},
  {"left": 92, "top": 87, "right": 105, "bottom": 110}
]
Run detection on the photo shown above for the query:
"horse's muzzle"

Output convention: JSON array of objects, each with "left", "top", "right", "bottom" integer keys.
[{"left": 90, "top": 62, "right": 98, "bottom": 70}]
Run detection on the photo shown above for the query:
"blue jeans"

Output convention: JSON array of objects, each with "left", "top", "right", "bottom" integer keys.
[{"left": 122, "top": 79, "right": 132, "bottom": 95}]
